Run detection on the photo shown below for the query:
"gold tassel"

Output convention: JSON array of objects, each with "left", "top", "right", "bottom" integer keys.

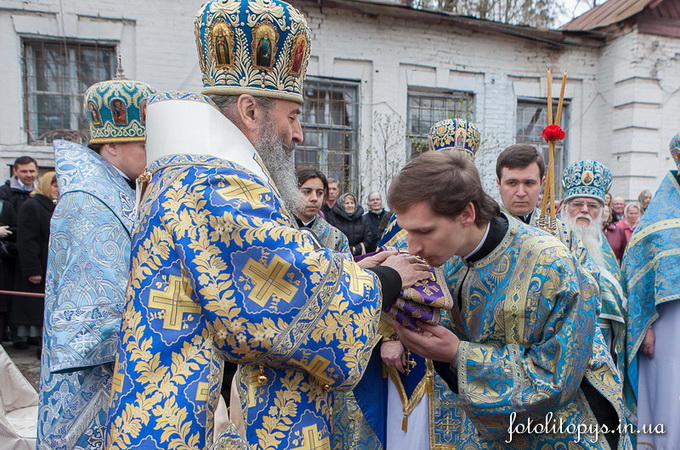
[
  {"left": 136, "top": 169, "right": 152, "bottom": 205},
  {"left": 402, "top": 414, "right": 408, "bottom": 432}
]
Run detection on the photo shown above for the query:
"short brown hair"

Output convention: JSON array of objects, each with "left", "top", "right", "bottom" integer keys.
[
  {"left": 296, "top": 167, "right": 328, "bottom": 194},
  {"left": 496, "top": 144, "right": 545, "bottom": 180},
  {"left": 388, "top": 151, "right": 499, "bottom": 225}
]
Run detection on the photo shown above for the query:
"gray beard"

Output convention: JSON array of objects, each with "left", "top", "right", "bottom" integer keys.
[
  {"left": 254, "top": 124, "right": 302, "bottom": 215},
  {"left": 560, "top": 213, "right": 606, "bottom": 268}
]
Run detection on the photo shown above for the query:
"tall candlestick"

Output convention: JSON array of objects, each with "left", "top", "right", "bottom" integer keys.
[
  {"left": 555, "top": 72, "right": 567, "bottom": 126},
  {"left": 547, "top": 69, "right": 553, "bottom": 126}
]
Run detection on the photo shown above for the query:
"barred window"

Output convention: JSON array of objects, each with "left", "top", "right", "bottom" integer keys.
[
  {"left": 516, "top": 99, "right": 570, "bottom": 195},
  {"left": 297, "top": 78, "right": 360, "bottom": 192},
  {"left": 407, "top": 90, "right": 474, "bottom": 156},
  {"left": 23, "top": 40, "right": 115, "bottom": 144}
]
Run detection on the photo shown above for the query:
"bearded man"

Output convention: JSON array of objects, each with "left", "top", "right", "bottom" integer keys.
[
  {"left": 558, "top": 161, "right": 627, "bottom": 382},
  {"left": 104, "top": 1, "right": 430, "bottom": 449}
]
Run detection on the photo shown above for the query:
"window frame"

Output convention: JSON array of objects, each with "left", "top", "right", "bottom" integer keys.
[
  {"left": 22, "top": 39, "right": 116, "bottom": 145},
  {"left": 406, "top": 88, "right": 475, "bottom": 157},
  {"left": 297, "top": 76, "right": 361, "bottom": 193}
]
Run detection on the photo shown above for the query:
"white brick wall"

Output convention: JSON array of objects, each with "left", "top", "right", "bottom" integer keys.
[{"left": 0, "top": 0, "right": 677, "bottom": 200}]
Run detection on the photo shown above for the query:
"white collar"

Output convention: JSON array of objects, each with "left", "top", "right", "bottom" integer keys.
[{"left": 463, "top": 221, "right": 491, "bottom": 260}]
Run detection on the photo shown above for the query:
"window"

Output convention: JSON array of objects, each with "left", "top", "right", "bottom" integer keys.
[
  {"left": 515, "top": 99, "right": 570, "bottom": 195},
  {"left": 23, "top": 40, "right": 115, "bottom": 144},
  {"left": 407, "top": 90, "right": 474, "bottom": 156},
  {"left": 297, "top": 78, "right": 360, "bottom": 192}
]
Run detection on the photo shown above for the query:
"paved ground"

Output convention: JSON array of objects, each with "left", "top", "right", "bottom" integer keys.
[{"left": 2, "top": 341, "right": 41, "bottom": 391}]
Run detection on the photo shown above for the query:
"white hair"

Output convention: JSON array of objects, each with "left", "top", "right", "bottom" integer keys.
[{"left": 559, "top": 199, "right": 606, "bottom": 267}]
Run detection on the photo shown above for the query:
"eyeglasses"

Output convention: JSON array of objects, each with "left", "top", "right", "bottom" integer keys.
[{"left": 569, "top": 200, "right": 601, "bottom": 210}]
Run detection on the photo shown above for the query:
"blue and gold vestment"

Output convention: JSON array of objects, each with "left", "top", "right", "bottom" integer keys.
[
  {"left": 38, "top": 140, "right": 137, "bottom": 449},
  {"left": 436, "top": 216, "right": 630, "bottom": 448},
  {"left": 310, "top": 216, "right": 350, "bottom": 254},
  {"left": 623, "top": 171, "right": 680, "bottom": 421},
  {"left": 106, "top": 94, "right": 383, "bottom": 449},
  {"left": 376, "top": 214, "right": 630, "bottom": 449},
  {"left": 595, "top": 233, "right": 627, "bottom": 378}
]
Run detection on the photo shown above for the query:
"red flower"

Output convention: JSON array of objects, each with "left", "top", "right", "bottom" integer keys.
[{"left": 541, "top": 125, "right": 565, "bottom": 142}]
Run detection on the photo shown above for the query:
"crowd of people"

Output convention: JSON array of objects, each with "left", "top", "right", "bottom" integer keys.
[
  {"left": 0, "top": 0, "right": 677, "bottom": 449},
  {"left": 0, "top": 157, "right": 58, "bottom": 357}
]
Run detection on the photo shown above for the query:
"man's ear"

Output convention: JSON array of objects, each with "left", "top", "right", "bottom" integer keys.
[
  {"left": 102, "top": 143, "right": 119, "bottom": 156},
  {"left": 460, "top": 202, "right": 476, "bottom": 226},
  {"left": 235, "top": 95, "right": 261, "bottom": 136},
  {"left": 495, "top": 177, "right": 500, "bottom": 187}
]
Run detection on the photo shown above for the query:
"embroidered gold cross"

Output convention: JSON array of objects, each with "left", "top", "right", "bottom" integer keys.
[
  {"left": 148, "top": 275, "right": 200, "bottom": 330},
  {"left": 293, "top": 424, "right": 330, "bottom": 450},
  {"left": 440, "top": 415, "right": 456, "bottom": 434},
  {"left": 291, "top": 354, "right": 334, "bottom": 386},
  {"left": 421, "top": 282, "right": 439, "bottom": 296},
  {"left": 217, "top": 177, "right": 269, "bottom": 207},
  {"left": 404, "top": 350, "right": 418, "bottom": 375},
  {"left": 243, "top": 255, "right": 297, "bottom": 307},
  {"left": 343, "top": 260, "right": 374, "bottom": 296}
]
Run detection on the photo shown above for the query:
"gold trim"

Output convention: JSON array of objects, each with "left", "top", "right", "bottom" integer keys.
[
  {"left": 89, "top": 136, "right": 145, "bottom": 144},
  {"left": 385, "top": 358, "right": 433, "bottom": 431},
  {"left": 627, "top": 218, "right": 680, "bottom": 250},
  {"left": 201, "top": 86, "right": 303, "bottom": 104},
  {"left": 504, "top": 235, "right": 546, "bottom": 344},
  {"left": 628, "top": 247, "right": 680, "bottom": 288}
]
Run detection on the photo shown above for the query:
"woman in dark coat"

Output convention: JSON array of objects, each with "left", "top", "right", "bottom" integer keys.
[
  {"left": 331, "top": 193, "right": 373, "bottom": 256},
  {"left": 12, "top": 171, "right": 58, "bottom": 349},
  {"left": 0, "top": 199, "right": 17, "bottom": 341}
]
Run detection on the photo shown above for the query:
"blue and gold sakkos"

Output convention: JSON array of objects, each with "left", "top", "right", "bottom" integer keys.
[{"left": 105, "top": 94, "right": 384, "bottom": 449}]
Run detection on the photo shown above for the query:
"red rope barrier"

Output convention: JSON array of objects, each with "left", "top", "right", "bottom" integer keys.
[{"left": 0, "top": 290, "right": 45, "bottom": 298}]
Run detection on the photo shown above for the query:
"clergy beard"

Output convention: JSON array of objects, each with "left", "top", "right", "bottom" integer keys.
[
  {"left": 254, "top": 121, "right": 302, "bottom": 214},
  {"left": 560, "top": 211, "right": 606, "bottom": 268}
]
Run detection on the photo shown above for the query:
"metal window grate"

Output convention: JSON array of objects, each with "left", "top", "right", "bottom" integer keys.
[
  {"left": 407, "top": 90, "right": 474, "bottom": 156},
  {"left": 297, "top": 78, "right": 360, "bottom": 192},
  {"left": 23, "top": 40, "right": 115, "bottom": 144}
]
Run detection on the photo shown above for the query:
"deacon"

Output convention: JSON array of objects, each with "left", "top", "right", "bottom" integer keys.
[
  {"left": 623, "top": 135, "right": 680, "bottom": 449},
  {"left": 105, "top": 1, "right": 430, "bottom": 448},
  {"left": 372, "top": 118, "right": 481, "bottom": 449},
  {"left": 391, "top": 151, "right": 631, "bottom": 449},
  {"left": 37, "top": 72, "right": 155, "bottom": 449}
]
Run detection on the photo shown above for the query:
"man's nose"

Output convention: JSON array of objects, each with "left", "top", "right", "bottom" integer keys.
[
  {"left": 292, "top": 118, "right": 303, "bottom": 144},
  {"left": 407, "top": 236, "right": 421, "bottom": 254}
]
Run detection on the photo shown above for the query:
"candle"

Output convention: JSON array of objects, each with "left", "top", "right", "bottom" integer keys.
[
  {"left": 547, "top": 69, "right": 553, "bottom": 126},
  {"left": 555, "top": 72, "right": 567, "bottom": 126}
]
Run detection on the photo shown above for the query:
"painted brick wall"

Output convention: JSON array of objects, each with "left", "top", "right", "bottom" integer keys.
[{"left": 0, "top": 0, "right": 677, "bottom": 201}]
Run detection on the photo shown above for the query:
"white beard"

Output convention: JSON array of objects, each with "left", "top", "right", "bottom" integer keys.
[
  {"left": 254, "top": 123, "right": 302, "bottom": 215},
  {"left": 560, "top": 212, "right": 606, "bottom": 268}
]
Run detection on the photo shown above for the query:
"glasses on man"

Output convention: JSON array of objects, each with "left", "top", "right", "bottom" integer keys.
[{"left": 569, "top": 200, "right": 601, "bottom": 210}]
